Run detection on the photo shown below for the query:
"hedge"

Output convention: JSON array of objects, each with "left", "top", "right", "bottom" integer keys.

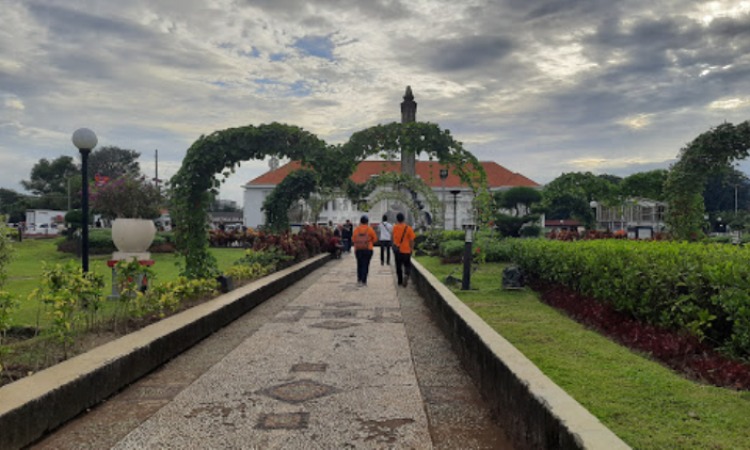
[{"left": 507, "top": 239, "right": 750, "bottom": 358}]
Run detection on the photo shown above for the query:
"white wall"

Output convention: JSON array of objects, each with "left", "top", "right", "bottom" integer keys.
[
  {"left": 244, "top": 185, "right": 479, "bottom": 229},
  {"left": 242, "top": 186, "right": 270, "bottom": 228}
]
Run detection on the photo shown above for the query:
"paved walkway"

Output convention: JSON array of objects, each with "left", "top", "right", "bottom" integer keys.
[{"left": 32, "top": 253, "right": 513, "bottom": 449}]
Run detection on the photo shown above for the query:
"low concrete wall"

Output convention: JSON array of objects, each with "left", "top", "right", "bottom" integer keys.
[
  {"left": 0, "top": 254, "right": 330, "bottom": 450},
  {"left": 411, "top": 260, "right": 630, "bottom": 450}
]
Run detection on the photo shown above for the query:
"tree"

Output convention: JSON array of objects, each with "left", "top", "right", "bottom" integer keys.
[
  {"left": 703, "top": 167, "right": 750, "bottom": 214},
  {"left": 619, "top": 170, "right": 668, "bottom": 200},
  {"left": 88, "top": 146, "right": 141, "bottom": 179},
  {"left": 21, "top": 156, "right": 77, "bottom": 196},
  {"left": 665, "top": 121, "right": 750, "bottom": 240},
  {"left": 0, "top": 188, "right": 31, "bottom": 222},
  {"left": 495, "top": 187, "right": 542, "bottom": 216},
  {"left": 541, "top": 172, "right": 617, "bottom": 228},
  {"left": 20, "top": 156, "right": 78, "bottom": 211}
]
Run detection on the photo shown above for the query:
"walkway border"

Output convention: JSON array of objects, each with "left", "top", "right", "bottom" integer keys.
[
  {"left": 0, "top": 254, "right": 331, "bottom": 450},
  {"left": 411, "top": 259, "right": 631, "bottom": 450}
]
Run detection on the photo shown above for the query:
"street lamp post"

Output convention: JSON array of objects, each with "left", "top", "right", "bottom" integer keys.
[
  {"left": 72, "top": 128, "right": 97, "bottom": 273},
  {"left": 439, "top": 169, "right": 449, "bottom": 230},
  {"left": 450, "top": 190, "right": 460, "bottom": 230},
  {"left": 462, "top": 222, "right": 475, "bottom": 290}
]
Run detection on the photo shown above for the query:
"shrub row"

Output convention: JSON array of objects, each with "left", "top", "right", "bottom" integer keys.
[{"left": 507, "top": 239, "right": 750, "bottom": 358}]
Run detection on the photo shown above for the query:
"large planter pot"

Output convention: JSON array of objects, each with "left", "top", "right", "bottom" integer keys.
[{"left": 112, "top": 218, "right": 156, "bottom": 254}]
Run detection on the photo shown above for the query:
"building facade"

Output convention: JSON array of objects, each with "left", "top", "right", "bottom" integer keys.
[{"left": 242, "top": 160, "right": 539, "bottom": 229}]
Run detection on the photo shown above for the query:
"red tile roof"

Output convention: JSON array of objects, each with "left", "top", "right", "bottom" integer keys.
[{"left": 247, "top": 160, "right": 539, "bottom": 189}]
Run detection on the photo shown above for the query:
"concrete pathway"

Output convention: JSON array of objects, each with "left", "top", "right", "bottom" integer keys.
[{"left": 32, "top": 253, "right": 513, "bottom": 449}]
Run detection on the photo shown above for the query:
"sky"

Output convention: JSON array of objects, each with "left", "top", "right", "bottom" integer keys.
[{"left": 2, "top": 0, "right": 750, "bottom": 205}]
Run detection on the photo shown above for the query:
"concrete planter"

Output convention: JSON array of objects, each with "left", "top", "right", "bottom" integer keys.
[{"left": 112, "top": 218, "right": 156, "bottom": 254}]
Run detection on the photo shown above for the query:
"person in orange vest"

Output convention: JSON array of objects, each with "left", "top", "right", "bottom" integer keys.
[
  {"left": 392, "top": 212, "right": 416, "bottom": 287},
  {"left": 352, "top": 215, "right": 378, "bottom": 286}
]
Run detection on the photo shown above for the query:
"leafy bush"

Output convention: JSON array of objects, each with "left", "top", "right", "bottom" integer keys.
[
  {"left": 235, "top": 248, "right": 293, "bottom": 271},
  {"left": 224, "top": 263, "right": 270, "bottom": 282},
  {"left": 439, "top": 240, "right": 465, "bottom": 262},
  {"left": 29, "top": 262, "right": 105, "bottom": 356},
  {"left": 507, "top": 239, "right": 750, "bottom": 358}
]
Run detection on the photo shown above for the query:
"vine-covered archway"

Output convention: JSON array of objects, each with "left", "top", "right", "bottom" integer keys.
[
  {"left": 355, "top": 172, "right": 444, "bottom": 228},
  {"left": 665, "top": 121, "right": 750, "bottom": 240},
  {"left": 170, "top": 121, "right": 487, "bottom": 278}
]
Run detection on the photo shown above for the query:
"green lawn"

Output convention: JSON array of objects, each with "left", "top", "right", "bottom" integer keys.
[
  {"left": 417, "top": 256, "right": 750, "bottom": 450},
  {"left": 4, "top": 238, "right": 244, "bottom": 327}
]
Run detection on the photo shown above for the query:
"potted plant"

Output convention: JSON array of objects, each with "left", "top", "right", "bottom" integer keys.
[{"left": 91, "top": 175, "right": 162, "bottom": 256}]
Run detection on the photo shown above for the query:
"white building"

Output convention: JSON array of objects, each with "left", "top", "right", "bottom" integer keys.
[{"left": 243, "top": 160, "right": 539, "bottom": 229}]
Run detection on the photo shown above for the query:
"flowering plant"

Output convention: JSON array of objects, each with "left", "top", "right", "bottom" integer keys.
[{"left": 90, "top": 174, "right": 162, "bottom": 219}]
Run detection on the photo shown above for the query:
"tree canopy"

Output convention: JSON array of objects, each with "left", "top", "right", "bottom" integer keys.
[
  {"left": 88, "top": 146, "right": 141, "bottom": 179},
  {"left": 665, "top": 121, "right": 750, "bottom": 240}
]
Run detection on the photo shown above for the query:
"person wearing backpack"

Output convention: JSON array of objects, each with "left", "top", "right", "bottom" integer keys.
[
  {"left": 353, "top": 215, "right": 378, "bottom": 286},
  {"left": 378, "top": 214, "right": 393, "bottom": 266},
  {"left": 392, "top": 212, "right": 416, "bottom": 287}
]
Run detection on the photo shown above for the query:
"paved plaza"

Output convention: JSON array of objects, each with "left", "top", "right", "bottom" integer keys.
[{"left": 32, "top": 253, "right": 512, "bottom": 449}]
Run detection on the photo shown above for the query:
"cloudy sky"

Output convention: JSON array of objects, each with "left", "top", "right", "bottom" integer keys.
[{"left": 2, "top": 0, "right": 750, "bottom": 205}]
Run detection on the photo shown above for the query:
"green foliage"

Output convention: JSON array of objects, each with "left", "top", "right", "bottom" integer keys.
[
  {"left": 21, "top": 156, "right": 78, "bottom": 210},
  {"left": 88, "top": 146, "right": 141, "bottom": 179},
  {"left": 91, "top": 174, "right": 162, "bottom": 219},
  {"left": 235, "top": 248, "right": 293, "bottom": 271},
  {"left": 665, "top": 121, "right": 750, "bottom": 240},
  {"left": 418, "top": 256, "right": 750, "bottom": 449},
  {"left": 357, "top": 172, "right": 445, "bottom": 228},
  {"left": 29, "top": 262, "right": 104, "bottom": 356},
  {"left": 262, "top": 169, "right": 318, "bottom": 232},
  {"left": 507, "top": 239, "right": 750, "bottom": 357},
  {"left": 0, "top": 222, "right": 14, "bottom": 286},
  {"left": 223, "top": 263, "right": 270, "bottom": 282},
  {"left": 496, "top": 186, "right": 542, "bottom": 215},
  {"left": 542, "top": 172, "right": 616, "bottom": 228},
  {"left": 439, "top": 240, "right": 465, "bottom": 260},
  {"left": 620, "top": 170, "right": 668, "bottom": 201},
  {"left": 170, "top": 121, "right": 487, "bottom": 278}
]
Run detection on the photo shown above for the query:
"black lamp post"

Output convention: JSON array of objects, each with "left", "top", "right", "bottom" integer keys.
[
  {"left": 439, "top": 169, "right": 449, "bottom": 229},
  {"left": 462, "top": 222, "right": 475, "bottom": 290},
  {"left": 72, "top": 128, "right": 97, "bottom": 273},
  {"left": 450, "top": 190, "right": 460, "bottom": 230}
]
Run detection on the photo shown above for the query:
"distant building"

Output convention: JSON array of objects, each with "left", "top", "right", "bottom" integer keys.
[{"left": 242, "top": 160, "right": 539, "bottom": 229}]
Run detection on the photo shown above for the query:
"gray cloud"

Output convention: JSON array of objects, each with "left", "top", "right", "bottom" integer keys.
[{"left": 1, "top": 0, "right": 749, "bottom": 202}]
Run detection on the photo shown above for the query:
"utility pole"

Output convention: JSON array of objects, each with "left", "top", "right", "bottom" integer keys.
[{"left": 153, "top": 149, "right": 161, "bottom": 194}]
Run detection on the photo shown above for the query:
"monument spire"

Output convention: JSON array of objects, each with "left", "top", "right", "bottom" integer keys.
[{"left": 400, "top": 86, "right": 417, "bottom": 177}]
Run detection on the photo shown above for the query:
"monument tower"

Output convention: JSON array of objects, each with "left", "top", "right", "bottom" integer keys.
[{"left": 400, "top": 86, "right": 417, "bottom": 177}]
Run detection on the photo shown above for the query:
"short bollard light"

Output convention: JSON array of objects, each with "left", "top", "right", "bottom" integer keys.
[{"left": 462, "top": 222, "right": 475, "bottom": 290}]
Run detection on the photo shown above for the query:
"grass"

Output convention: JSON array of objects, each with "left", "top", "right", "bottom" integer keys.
[
  {"left": 417, "top": 256, "right": 750, "bottom": 450},
  {"left": 4, "top": 238, "right": 245, "bottom": 328}
]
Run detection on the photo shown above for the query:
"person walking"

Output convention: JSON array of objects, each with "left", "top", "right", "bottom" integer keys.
[
  {"left": 352, "top": 215, "right": 378, "bottom": 286},
  {"left": 378, "top": 214, "right": 393, "bottom": 266},
  {"left": 342, "top": 219, "right": 353, "bottom": 253},
  {"left": 392, "top": 212, "right": 416, "bottom": 287}
]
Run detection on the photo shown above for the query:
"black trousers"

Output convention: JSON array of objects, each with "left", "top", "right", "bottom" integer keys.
[
  {"left": 355, "top": 249, "right": 373, "bottom": 284},
  {"left": 380, "top": 240, "right": 392, "bottom": 264},
  {"left": 395, "top": 251, "right": 412, "bottom": 284}
]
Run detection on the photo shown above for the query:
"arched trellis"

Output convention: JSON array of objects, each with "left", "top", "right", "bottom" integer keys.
[
  {"left": 355, "top": 172, "right": 444, "bottom": 229},
  {"left": 665, "top": 121, "right": 750, "bottom": 240},
  {"left": 169, "top": 123, "right": 330, "bottom": 278},
  {"left": 170, "top": 121, "right": 487, "bottom": 278},
  {"left": 262, "top": 169, "right": 318, "bottom": 232}
]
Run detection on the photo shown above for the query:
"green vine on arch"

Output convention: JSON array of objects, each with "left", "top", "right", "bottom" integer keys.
[
  {"left": 665, "top": 121, "right": 750, "bottom": 240},
  {"left": 354, "top": 172, "right": 444, "bottom": 228},
  {"left": 169, "top": 123, "right": 329, "bottom": 278},
  {"left": 262, "top": 169, "right": 318, "bottom": 232},
  {"left": 170, "top": 121, "right": 488, "bottom": 278}
]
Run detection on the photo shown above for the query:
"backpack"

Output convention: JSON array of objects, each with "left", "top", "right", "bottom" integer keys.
[{"left": 353, "top": 228, "right": 370, "bottom": 250}]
